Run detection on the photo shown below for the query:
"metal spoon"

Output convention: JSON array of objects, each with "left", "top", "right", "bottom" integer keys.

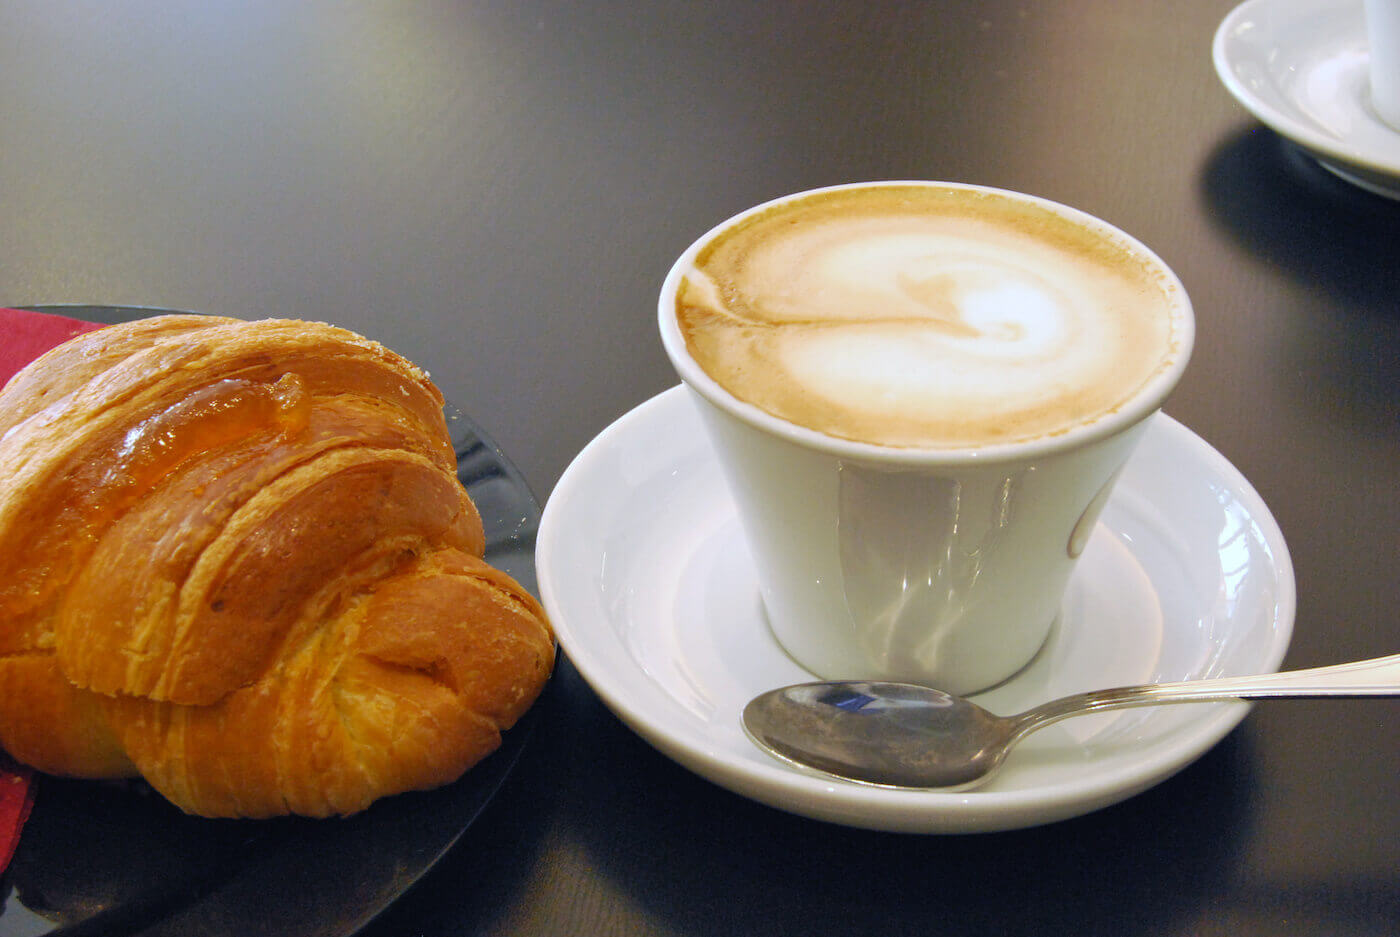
[{"left": 742, "top": 652, "right": 1400, "bottom": 789}]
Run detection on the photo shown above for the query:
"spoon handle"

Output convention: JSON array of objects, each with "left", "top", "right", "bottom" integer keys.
[{"left": 1018, "top": 652, "right": 1400, "bottom": 729}]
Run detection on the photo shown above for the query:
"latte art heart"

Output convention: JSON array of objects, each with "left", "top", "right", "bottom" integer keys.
[{"left": 675, "top": 185, "right": 1184, "bottom": 449}]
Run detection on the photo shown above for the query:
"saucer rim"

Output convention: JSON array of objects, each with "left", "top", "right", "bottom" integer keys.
[
  {"left": 1213, "top": 0, "right": 1400, "bottom": 187},
  {"left": 538, "top": 387, "right": 1296, "bottom": 833}
]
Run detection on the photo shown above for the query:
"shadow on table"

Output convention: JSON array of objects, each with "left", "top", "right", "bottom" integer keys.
[
  {"left": 1199, "top": 125, "right": 1400, "bottom": 314},
  {"left": 1197, "top": 126, "right": 1400, "bottom": 437}
]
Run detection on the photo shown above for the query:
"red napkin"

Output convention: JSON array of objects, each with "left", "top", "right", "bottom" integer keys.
[
  {"left": 0, "top": 307, "right": 106, "bottom": 383},
  {"left": 0, "top": 755, "right": 35, "bottom": 873},
  {"left": 0, "top": 307, "right": 107, "bottom": 874}
]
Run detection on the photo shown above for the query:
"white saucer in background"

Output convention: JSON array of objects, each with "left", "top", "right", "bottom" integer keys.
[
  {"left": 537, "top": 388, "right": 1295, "bottom": 834},
  {"left": 1214, "top": 0, "right": 1400, "bottom": 198}
]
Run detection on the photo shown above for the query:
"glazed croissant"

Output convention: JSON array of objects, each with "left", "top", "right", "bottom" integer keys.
[{"left": 0, "top": 315, "right": 553, "bottom": 818}]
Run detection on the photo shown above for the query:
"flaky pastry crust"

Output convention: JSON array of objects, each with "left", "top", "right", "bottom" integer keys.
[{"left": 0, "top": 316, "right": 553, "bottom": 817}]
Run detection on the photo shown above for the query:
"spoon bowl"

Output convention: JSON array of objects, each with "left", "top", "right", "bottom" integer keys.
[{"left": 743, "top": 652, "right": 1400, "bottom": 789}]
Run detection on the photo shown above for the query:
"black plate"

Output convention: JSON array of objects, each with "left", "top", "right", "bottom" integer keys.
[{"left": 0, "top": 307, "right": 545, "bottom": 936}]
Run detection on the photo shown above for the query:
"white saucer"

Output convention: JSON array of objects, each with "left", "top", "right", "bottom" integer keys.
[
  {"left": 1214, "top": 0, "right": 1400, "bottom": 198},
  {"left": 537, "top": 388, "right": 1295, "bottom": 833}
]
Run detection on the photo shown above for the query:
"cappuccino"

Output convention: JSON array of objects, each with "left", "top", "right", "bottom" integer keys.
[
  {"left": 674, "top": 184, "right": 1186, "bottom": 449},
  {"left": 659, "top": 183, "right": 1195, "bottom": 691}
]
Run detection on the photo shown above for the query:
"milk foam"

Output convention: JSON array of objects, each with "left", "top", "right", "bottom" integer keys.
[{"left": 675, "top": 185, "right": 1182, "bottom": 449}]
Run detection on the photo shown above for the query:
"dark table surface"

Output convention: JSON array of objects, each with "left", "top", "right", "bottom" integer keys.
[{"left": 1, "top": 2, "right": 1397, "bottom": 935}]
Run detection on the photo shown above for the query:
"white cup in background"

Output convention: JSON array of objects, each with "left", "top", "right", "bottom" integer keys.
[
  {"left": 658, "top": 182, "right": 1194, "bottom": 695},
  {"left": 1367, "top": 0, "right": 1400, "bottom": 130}
]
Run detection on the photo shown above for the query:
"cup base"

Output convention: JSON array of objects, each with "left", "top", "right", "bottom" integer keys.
[{"left": 761, "top": 602, "right": 1059, "bottom": 697}]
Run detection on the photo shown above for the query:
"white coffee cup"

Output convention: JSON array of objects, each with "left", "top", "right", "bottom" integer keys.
[
  {"left": 1367, "top": 0, "right": 1400, "bottom": 130},
  {"left": 658, "top": 181, "right": 1194, "bottom": 695}
]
